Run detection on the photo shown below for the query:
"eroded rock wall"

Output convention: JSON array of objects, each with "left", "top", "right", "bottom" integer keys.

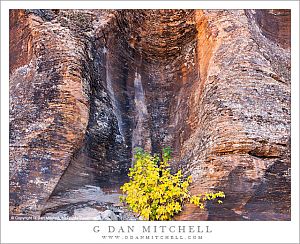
[
  {"left": 9, "top": 10, "right": 91, "bottom": 215},
  {"left": 9, "top": 9, "right": 130, "bottom": 216},
  {"left": 176, "top": 10, "right": 290, "bottom": 220},
  {"left": 9, "top": 9, "right": 290, "bottom": 220}
]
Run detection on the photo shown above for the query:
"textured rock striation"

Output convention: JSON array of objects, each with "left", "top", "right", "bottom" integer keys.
[{"left": 9, "top": 9, "right": 290, "bottom": 220}]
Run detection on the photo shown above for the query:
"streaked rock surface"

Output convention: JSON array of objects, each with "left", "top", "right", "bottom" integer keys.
[{"left": 10, "top": 9, "right": 290, "bottom": 220}]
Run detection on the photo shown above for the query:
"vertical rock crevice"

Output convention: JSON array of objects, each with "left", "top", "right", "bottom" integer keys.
[{"left": 132, "top": 71, "right": 152, "bottom": 153}]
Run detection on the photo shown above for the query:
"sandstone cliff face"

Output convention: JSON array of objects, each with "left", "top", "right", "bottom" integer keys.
[{"left": 9, "top": 9, "right": 290, "bottom": 220}]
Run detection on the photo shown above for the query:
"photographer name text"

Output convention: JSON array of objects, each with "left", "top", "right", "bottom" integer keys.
[{"left": 93, "top": 225, "right": 212, "bottom": 234}]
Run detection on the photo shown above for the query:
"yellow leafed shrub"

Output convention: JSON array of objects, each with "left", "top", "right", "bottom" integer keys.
[{"left": 120, "top": 147, "right": 225, "bottom": 220}]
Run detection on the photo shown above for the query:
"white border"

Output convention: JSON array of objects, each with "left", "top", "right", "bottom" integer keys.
[
  {"left": 1, "top": 1, "right": 299, "bottom": 243},
  {"left": 2, "top": 0, "right": 300, "bottom": 10}
]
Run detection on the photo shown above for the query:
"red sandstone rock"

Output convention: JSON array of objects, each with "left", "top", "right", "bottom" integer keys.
[{"left": 9, "top": 9, "right": 290, "bottom": 220}]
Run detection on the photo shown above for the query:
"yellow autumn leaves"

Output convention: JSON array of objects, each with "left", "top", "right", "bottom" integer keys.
[
  {"left": 190, "top": 191, "right": 225, "bottom": 209},
  {"left": 120, "top": 147, "right": 225, "bottom": 220}
]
